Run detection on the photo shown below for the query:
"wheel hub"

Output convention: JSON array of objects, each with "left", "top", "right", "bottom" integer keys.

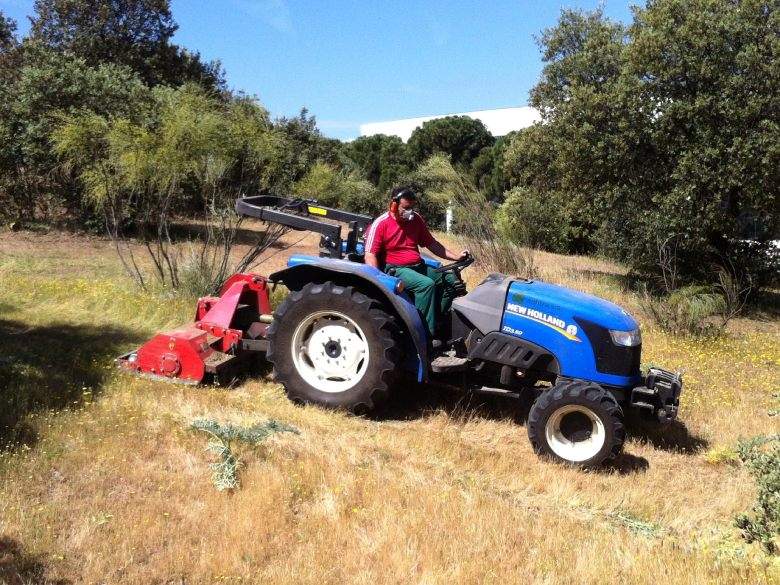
[
  {"left": 324, "top": 339, "right": 342, "bottom": 358},
  {"left": 291, "top": 312, "right": 370, "bottom": 393},
  {"left": 559, "top": 411, "right": 593, "bottom": 443},
  {"left": 545, "top": 404, "right": 606, "bottom": 463}
]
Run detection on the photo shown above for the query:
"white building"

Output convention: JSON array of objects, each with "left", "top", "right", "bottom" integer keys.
[{"left": 359, "top": 106, "right": 541, "bottom": 141}]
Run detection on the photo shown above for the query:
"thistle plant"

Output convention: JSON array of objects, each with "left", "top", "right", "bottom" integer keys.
[{"left": 191, "top": 418, "right": 299, "bottom": 491}]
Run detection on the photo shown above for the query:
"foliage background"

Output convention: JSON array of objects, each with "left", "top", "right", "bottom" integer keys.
[{"left": 0, "top": 0, "right": 777, "bottom": 293}]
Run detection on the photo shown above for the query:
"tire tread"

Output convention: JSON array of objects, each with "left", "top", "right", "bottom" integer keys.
[
  {"left": 267, "top": 281, "right": 401, "bottom": 413},
  {"left": 527, "top": 379, "right": 625, "bottom": 467}
]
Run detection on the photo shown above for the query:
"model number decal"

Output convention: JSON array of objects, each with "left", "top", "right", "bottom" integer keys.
[
  {"left": 505, "top": 303, "right": 581, "bottom": 342},
  {"left": 502, "top": 325, "right": 523, "bottom": 336}
]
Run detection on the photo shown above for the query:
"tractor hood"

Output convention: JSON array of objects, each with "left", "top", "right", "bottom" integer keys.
[{"left": 508, "top": 280, "right": 638, "bottom": 332}]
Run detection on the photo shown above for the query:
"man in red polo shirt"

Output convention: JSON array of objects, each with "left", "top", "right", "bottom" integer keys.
[{"left": 364, "top": 186, "right": 468, "bottom": 339}]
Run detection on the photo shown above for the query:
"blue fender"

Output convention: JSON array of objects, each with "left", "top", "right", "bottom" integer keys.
[
  {"left": 269, "top": 254, "right": 430, "bottom": 381},
  {"left": 422, "top": 256, "right": 442, "bottom": 269}
]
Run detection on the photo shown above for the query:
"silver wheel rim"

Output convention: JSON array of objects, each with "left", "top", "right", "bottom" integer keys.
[
  {"left": 291, "top": 310, "right": 370, "bottom": 393},
  {"left": 544, "top": 404, "right": 606, "bottom": 463}
]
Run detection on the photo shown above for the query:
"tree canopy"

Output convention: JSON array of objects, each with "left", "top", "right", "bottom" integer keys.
[
  {"left": 0, "top": 10, "right": 16, "bottom": 53},
  {"left": 503, "top": 1, "right": 779, "bottom": 286},
  {"left": 407, "top": 115, "right": 494, "bottom": 169},
  {"left": 29, "top": 0, "right": 223, "bottom": 88},
  {"left": 339, "top": 134, "right": 411, "bottom": 194}
]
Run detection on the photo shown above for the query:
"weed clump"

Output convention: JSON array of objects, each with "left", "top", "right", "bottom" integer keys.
[
  {"left": 607, "top": 510, "right": 665, "bottom": 538},
  {"left": 191, "top": 418, "right": 299, "bottom": 491},
  {"left": 734, "top": 435, "right": 780, "bottom": 554},
  {"left": 640, "top": 285, "right": 727, "bottom": 336}
]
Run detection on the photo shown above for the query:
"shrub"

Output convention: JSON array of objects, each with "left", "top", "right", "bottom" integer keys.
[
  {"left": 640, "top": 285, "right": 727, "bottom": 336},
  {"left": 293, "top": 162, "right": 384, "bottom": 216},
  {"left": 53, "top": 84, "right": 287, "bottom": 294},
  {"left": 496, "top": 187, "right": 571, "bottom": 253},
  {"left": 734, "top": 435, "right": 780, "bottom": 554}
]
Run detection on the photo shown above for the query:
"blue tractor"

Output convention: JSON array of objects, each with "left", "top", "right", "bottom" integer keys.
[{"left": 235, "top": 195, "right": 683, "bottom": 468}]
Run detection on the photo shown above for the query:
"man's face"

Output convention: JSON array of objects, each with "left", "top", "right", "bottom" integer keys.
[{"left": 398, "top": 196, "right": 416, "bottom": 213}]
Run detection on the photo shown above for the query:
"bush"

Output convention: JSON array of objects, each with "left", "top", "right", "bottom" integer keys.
[
  {"left": 735, "top": 435, "right": 780, "bottom": 554},
  {"left": 496, "top": 187, "right": 571, "bottom": 253},
  {"left": 53, "top": 84, "right": 287, "bottom": 293},
  {"left": 640, "top": 285, "right": 727, "bottom": 336},
  {"left": 292, "top": 162, "right": 384, "bottom": 216}
]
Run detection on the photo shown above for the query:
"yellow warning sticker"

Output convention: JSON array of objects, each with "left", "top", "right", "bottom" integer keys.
[{"left": 308, "top": 206, "right": 327, "bottom": 216}]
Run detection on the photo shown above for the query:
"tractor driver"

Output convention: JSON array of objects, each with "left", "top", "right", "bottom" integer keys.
[{"left": 364, "top": 186, "right": 469, "bottom": 343}]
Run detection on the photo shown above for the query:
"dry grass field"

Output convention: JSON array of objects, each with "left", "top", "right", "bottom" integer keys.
[{"left": 0, "top": 229, "right": 778, "bottom": 584}]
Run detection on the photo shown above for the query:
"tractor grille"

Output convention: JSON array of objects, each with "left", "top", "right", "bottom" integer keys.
[{"left": 575, "top": 318, "right": 641, "bottom": 377}]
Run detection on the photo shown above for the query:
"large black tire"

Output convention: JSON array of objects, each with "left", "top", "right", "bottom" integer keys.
[
  {"left": 267, "top": 282, "right": 401, "bottom": 414},
  {"left": 527, "top": 379, "right": 625, "bottom": 468}
]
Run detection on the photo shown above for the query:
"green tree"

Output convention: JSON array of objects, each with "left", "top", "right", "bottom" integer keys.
[
  {"left": 612, "top": 0, "right": 779, "bottom": 286},
  {"left": 407, "top": 116, "right": 494, "bottom": 169},
  {"left": 470, "top": 132, "right": 516, "bottom": 202},
  {"left": 518, "top": 8, "right": 628, "bottom": 253},
  {"left": 506, "top": 2, "right": 778, "bottom": 287},
  {"left": 272, "top": 109, "right": 342, "bottom": 192},
  {"left": 0, "top": 10, "right": 16, "bottom": 53},
  {"left": 0, "top": 46, "right": 152, "bottom": 222},
  {"left": 29, "top": 0, "right": 223, "bottom": 88},
  {"left": 339, "top": 134, "right": 411, "bottom": 194}
]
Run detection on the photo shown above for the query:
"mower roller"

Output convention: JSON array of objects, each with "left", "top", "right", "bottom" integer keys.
[{"left": 117, "top": 194, "right": 683, "bottom": 468}]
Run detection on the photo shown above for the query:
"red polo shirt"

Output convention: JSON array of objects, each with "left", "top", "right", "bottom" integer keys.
[{"left": 365, "top": 211, "right": 434, "bottom": 266}]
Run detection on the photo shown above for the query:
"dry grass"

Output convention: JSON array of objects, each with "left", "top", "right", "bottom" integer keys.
[{"left": 0, "top": 231, "right": 778, "bottom": 584}]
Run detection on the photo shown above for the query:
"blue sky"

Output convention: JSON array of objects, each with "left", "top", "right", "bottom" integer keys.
[{"left": 0, "top": 0, "right": 634, "bottom": 139}]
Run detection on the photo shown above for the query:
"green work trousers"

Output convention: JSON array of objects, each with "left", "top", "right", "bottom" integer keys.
[{"left": 387, "top": 262, "right": 458, "bottom": 336}]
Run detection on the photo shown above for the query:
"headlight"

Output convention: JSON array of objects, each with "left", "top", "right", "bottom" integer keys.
[{"left": 609, "top": 328, "right": 641, "bottom": 346}]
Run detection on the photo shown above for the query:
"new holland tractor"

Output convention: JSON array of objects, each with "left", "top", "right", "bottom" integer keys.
[{"left": 118, "top": 195, "right": 683, "bottom": 468}]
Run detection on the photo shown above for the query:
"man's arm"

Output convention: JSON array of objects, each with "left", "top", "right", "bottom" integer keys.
[
  {"left": 417, "top": 216, "right": 467, "bottom": 261},
  {"left": 425, "top": 238, "right": 468, "bottom": 262},
  {"left": 365, "top": 251, "right": 379, "bottom": 268},
  {"left": 364, "top": 219, "right": 383, "bottom": 268}
]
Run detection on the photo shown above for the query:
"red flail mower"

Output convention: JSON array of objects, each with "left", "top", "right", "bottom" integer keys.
[
  {"left": 116, "top": 195, "right": 375, "bottom": 385},
  {"left": 117, "top": 273, "right": 273, "bottom": 384}
]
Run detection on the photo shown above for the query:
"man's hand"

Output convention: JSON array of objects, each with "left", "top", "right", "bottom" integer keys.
[{"left": 426, "top": 239, "right": 470, "bottom": 262}]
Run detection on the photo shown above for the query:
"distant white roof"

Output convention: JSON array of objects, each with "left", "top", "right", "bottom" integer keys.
[{"left": 359, "top": 106, "right": 541, "bottom": 141}]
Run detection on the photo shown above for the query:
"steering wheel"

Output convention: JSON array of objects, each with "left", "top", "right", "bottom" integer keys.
[
  {"left": 433, "top": 253, "right": 474, "bottom": 297},
  {"left": 433, "top": 252, "right": 475, "bottom": 274}
]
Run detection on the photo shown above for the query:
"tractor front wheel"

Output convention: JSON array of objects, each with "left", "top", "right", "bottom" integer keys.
[
  {"left": 267, "top": 282, "right": 401, "bottom": 414},
  {"left": 527, "top": 379, "right": 625, "bottom": 467}
]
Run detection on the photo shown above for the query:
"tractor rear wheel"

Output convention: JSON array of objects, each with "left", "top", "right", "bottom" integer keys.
[
  {"left": 267, "top": 282, "right": 401, "bottom": 414},
  {"left": 527, "top": 379, "right": 625, "bottom": 467}
]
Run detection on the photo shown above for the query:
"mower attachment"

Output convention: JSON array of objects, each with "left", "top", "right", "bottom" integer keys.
[{"left": 117, "top": 273, "right": 272, "bottom": 384}]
